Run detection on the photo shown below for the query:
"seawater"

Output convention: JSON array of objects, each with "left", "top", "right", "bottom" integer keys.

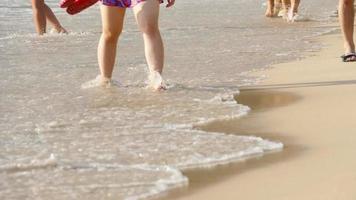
[{"left": 0, "top": 0, "right": 338, "bottom": 199}]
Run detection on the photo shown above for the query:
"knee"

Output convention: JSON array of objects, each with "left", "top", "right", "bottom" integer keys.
[
  {"left": 102, "top": 29, "right": 121, "bottom": 43},
  {"left": 139, "top": 22, "right": 159, "bottom": 36}
]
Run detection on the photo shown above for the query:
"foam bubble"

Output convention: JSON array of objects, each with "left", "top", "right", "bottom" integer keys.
[{"left": 81, "top": 75, "right": 121, "bottom": 89}]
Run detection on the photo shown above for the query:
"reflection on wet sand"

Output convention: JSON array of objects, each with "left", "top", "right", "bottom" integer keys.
[{"left": 235, "top": 89, "right": 301, "bottom": 111}]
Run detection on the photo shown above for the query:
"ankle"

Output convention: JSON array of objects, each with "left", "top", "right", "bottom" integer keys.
[
  {"left": 344, "top": 43, "right": 355, "bottom": 53},
  {"left": 100, "top": 75, "right": 111, "bottom": 81}
]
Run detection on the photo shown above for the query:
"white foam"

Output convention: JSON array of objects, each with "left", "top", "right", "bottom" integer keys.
[
  {"left": 171, "top": 132, "right": 283, "bottom": 170},
  {"left": 0, "top": 154, "right": 57, "bottom": 172},
  {"left": 49, "top": 28, "right": 68, "bottom": 35},
  {"left": 81, "top": 75, "right": 121, "bottom": 89},
  {"left": 123, "top": 165, "right": 188, "bottom": 200},
  {"left": 0, "top": 31, "right": 94, "bottom": 41},
  {"left": 0, "top": 33, "right": 37, "bottom": 40}
]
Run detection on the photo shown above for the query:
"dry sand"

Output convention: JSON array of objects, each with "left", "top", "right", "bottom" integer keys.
[{"left": 162, "top": 33, "right": 356, "bottom": 200}]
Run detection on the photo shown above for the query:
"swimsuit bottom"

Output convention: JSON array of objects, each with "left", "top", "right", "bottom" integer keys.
[{"left": 100, "top": 0, "right": 163, "bottom": 8}]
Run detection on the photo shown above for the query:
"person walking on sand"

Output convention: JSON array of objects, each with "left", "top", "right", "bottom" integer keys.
[
  {"left": 92, "top": 0, "right": 175, "bottom": 91},
  {"left": 339, "top": 0, "right": 356, "bottom": 62},
  {"left": 265, "top": 0, "right": 290, "bottom": 18},
  {"left": 265, "top": 0, "right": 276, "bottom": 17},
  {"left": 287, "top": 0, "right": 301, "bottom": 22},
  {"left": 31, "top": 0, "right": 67, "bottom": 35}
]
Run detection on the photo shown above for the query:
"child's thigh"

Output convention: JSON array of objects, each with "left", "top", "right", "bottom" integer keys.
[{"left": 100, "top": 4, "right": 126, "bottom": 33}]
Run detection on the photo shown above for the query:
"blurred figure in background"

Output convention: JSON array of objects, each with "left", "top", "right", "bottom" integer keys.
[
  {"left": 265, "top": 0, "right": 276, "bottom": 17},
  {"left": 287, "top": 0, "right": 301, "bottom": 22},
  {"left": 265, "top": 0, "right": 303, "bottom": 23},
  {"left": 339, "top": 0, "right": 356, "bottom": 61},
  {"left": 31, "top": 0, "right": 67, "bottom": 35},
  {"left": 265, "top": 0, "right": 290, "bottom": 18}
]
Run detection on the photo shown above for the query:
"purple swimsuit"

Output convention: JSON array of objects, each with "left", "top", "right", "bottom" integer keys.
[{"left": 100, "top": 0, "right": 163, "bottom": 8}]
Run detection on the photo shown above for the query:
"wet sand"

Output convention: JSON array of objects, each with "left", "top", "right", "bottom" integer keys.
[{"left": 161, "top": 33, "right": 356, "bottom": 199}]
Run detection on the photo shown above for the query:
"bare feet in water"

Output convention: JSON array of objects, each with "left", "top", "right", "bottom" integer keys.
[
  {"left": 81, "top": 75, "right": 119, "bottom": 89},
  {"left": 51, "top": 25, "right": 68, "bottom": 34},
  {"left": 147, "top": 71, "right": 167, "bottom": 91},
  {"left": 265, "top": 7, "right": 275, "bottom": 17},
  {"left": 265, "top": 0, "right": 275, "bottom": 17}
]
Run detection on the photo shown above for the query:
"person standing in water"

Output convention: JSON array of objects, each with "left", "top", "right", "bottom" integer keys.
[
  {"left": 265, "top": 0, "right": 276, "bottom": 17},
  {"left": 339, "top": 0, "right": 356, "bottom": 62},
  {"left": 31, "top": 0, "right": 67, "bottom": 35},
  {"left": 94, "top": 0, "right": 175, "bottom": 91},
  {"left": 287, "top": 0, "right": 301, "bottom": 22},
  {"left": 265, "top": 0, "right": 290, "bottom": 18},
  {"left": 265, "top": 0, "right": 302, "bottom": 23}
]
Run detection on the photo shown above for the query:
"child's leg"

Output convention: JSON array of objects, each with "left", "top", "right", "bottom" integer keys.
[
  {"left": 31, "top": 0, "right": 46, "bottom": 35},
  {"left": 43, "top": 4, "right": 67, "bottom": 33},
  {"left": 265, "top": 0, "right": 275, "bottom": 17},
  {"left": 97, "top": 5, "right": 125, "bottom": 79},
  {"left": 133, "top": 0, "right": 164, "bottom": 74}
]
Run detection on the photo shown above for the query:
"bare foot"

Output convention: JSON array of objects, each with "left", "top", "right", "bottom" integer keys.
[
  {"left": 52, "top": 26, "right": 68, "bottom": 34},
  {"left": 287, "top": 9, "right": 297, "bottom": 22},
  {"left": 265, "top": 7, "right": 274, "bottom": 17},
  {"left": 58, "top": 27, "right": 68, "bottom": 34},
  {"left": 147, "top": 71, "right": 167, "bottom": 92}
]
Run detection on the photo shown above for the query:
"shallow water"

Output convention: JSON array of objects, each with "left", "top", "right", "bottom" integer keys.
[{"left": 0, "top": 0, "right": 338, "bottom": 199}]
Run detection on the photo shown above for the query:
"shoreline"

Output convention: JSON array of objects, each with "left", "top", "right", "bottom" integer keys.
[{"left": 160, "top": 32, "right": 356, "bottom": 199}]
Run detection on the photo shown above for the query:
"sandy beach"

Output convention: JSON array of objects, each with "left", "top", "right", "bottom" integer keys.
[
  {"left": 163, "top": 32, "right": 356, "bottom": 200},
  {"left": 1, "top": 1, "right": 352, "bottom": 199}
]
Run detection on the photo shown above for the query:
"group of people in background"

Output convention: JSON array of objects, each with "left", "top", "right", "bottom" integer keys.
[
  {"left": 29, "top": 0, "right": 356, "bottom": 88},
  {"left": 265, "top": 0, "right": 301, "bottom": 22},
  {"left": 264, "top": 0, "right": 355, "bottom": 62}
]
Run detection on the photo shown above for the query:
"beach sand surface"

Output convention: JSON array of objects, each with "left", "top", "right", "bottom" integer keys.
[{"left": 166, "top": 33, "right": 356, "bottom": 200}]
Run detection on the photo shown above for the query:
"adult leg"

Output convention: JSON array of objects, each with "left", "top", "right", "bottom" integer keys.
[
  {"left": 339, "top": 0, "right": 355, "bottom": 57},
  {"left": 265, "top": 0, "right": 275, "bottom": 17},
  {"left": 43, "top": 4, "right": 67, "bottom": 33},
  {"left": 290, "top": 0, "right": 300, "bottom": 13},
  {"left": 31, "top": 0, "right": 46, "bottom": 35},
  {"left": 278, "top": 0, "right": 289, "bottom": 18},
  {"left": 97, "top": 5, "right": 125, "bottom": 80},
  {"left": 287, "top": 0, "right": 300, "bottom": 22},
  {"left": 133, "top": 0, "right": 164, "bottom": 74},
  {"left": 282, "top": 0, "right": 290, "bottom": 10}
]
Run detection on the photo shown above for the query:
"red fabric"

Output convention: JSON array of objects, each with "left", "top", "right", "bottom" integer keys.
[
  {"left": 60, "top": 0, "right": 76, "bottom": 8},
  {"left": 60, "top": 0, "right": 99, "bottom": 15}
]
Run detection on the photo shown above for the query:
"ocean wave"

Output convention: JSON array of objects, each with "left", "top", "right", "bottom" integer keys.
[{"left": 0, "top": 154, "right": 57, "bottom": 173}]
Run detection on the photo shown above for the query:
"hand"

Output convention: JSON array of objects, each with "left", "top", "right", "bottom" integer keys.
[{"left": 166, "top": 0, "right": 175, "bottom": 7}]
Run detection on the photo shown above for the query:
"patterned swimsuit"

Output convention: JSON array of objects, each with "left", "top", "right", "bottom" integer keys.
[{"left": 100, "top": 0, "right": 163, "bottom": 8}]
